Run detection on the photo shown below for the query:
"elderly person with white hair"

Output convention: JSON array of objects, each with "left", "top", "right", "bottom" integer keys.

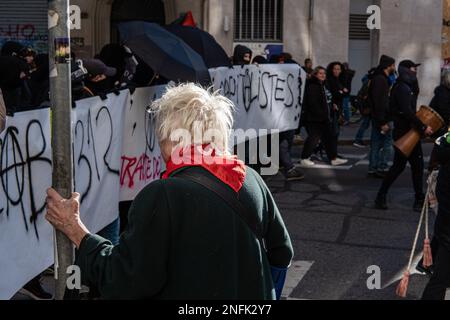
[{"left": 46, "top": 83, "right": 294, "bottom": 300}]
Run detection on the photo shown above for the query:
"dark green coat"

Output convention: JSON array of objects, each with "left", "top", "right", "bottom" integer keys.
[{"left": 77, "top": 166, "right": 294, "bottom": 299}]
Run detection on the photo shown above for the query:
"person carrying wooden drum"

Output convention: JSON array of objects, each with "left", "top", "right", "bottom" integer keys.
[{"left": 375, "top": 60, "right": 434, "bottom": 211}]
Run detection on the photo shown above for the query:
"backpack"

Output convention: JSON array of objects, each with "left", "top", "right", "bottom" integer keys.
[{"left": 355, "top": 76, "right": 372, "bottom": 116}]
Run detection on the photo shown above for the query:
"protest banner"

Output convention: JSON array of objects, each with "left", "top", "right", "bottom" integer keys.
[{"left": 0, "top": 65, "right": 306, "bottom": 298}]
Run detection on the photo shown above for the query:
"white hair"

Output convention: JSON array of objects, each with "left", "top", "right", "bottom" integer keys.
[{"left": 151, "top": 83, "right": 235, "bottom": 152}]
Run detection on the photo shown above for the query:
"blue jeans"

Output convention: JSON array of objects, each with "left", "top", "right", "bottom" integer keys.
[
  {"left": 355, "top": 115, "right": 371, "bottom": 143},
  {"left": 279, "top": 130, "right": 295, "bottom": 172},
  {"left": 97, "top": 217, "right": 120, "bottom": 245},
  {"left": 368, "top": 122, "right": 393, "bottom": 173},
  {"left": 343, "top": 97, "right": 351, "bottom": 122}
]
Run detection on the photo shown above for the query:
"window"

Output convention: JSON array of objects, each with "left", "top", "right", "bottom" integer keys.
[{"left": 234, "top": 0, "right": 283, "bottom": 42}]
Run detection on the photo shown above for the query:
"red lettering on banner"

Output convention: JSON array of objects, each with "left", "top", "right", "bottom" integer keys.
[{"left": 120, "top": 154, "right": 163, "bottom": 189}]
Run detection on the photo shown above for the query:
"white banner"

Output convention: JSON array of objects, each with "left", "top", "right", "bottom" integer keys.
[
  {"left": 74, "top": 91, "right": 129, "bottom": 232},
  {"left": 119, "top": 86, "right": 165, "bottom": 202},
  {"left": 0, "top": 108, "right": 53, "bottom": 300},
  {"left": 0, "top": 65, "right": 306, "bottom": 299},
  {"left": 210, "top": 64, "right": 305, "bottom": 144}
]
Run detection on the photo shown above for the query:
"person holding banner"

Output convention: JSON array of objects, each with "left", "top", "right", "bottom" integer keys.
[
  {"left": 46, "top": 83, "right": 294, "bottom": 299},
  {"left": 0, "top": 88, "right": 6, "bottom": 131}
]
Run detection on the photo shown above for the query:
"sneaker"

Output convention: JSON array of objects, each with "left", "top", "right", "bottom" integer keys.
[
  {"left": 353, "top": 141, "right": 366, "bottom": 148},
  {"left": 286, "top": 167, "right": 305, "bottom": 181},
  {"left": 19, "top": 277, "right": 53, "bottom": 300},
  {"left": 331, "top": 158, "right": 348, "bottom": 166},
  {"left": 416, "top": 260, "right": 434, "bottom": 276},
  {"left": 299, "top": 158, "right": 316, "bottom": 167}
]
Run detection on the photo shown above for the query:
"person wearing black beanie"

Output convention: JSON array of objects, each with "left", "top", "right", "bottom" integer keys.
[{"left": 367, "top": 54, "right": 396, "bottom": 179}]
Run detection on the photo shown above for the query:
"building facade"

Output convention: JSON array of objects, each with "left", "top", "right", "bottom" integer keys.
[{"left": 0, "top": 0, "right": 445, "bottom": 103}]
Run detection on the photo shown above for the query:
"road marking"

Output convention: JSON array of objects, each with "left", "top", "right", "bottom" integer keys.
[
  {"left": 297, "top": 164, "right": 353, "bottom": 170},
  {"left": 339, "top": 153, "right": 368, "bottom": 160},
  {"left": 281, "top": 260, "right": 314, "bottom": 298},
  {"left": 383, "top": 254, "right": 423, "bottom": 289}
]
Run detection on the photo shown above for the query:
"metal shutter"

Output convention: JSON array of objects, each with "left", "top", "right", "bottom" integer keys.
[
  {"left": 0, "top": 0, "right": 48, "bottom": 53},
  {"left": 349, "top": 14, "right": 370, "bottom": 40}
]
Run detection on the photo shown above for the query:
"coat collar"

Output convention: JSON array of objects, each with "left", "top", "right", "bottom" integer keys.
[{"left": 162, "top": 144, "right": 247, "bottom": 193}]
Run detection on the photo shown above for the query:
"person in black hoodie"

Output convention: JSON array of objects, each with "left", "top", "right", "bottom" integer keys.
[
  {"left": 375, "top": 60, "right": 434, "bottom": 211},
  {"left": 430, "top": 70, "right": 450, "bottom": 133},
  {"left": 422, "top": 133, "right": 450, "bottom": 300},
  {"left": 368, "top": 55, "right": 396, "bottom": 178},
  {"left": 0, "top": 55, "right": 23, "bottom": 115},
  {"left": 29, "top": 54, "right": 50, "bottom": 106},
  {"left": 427, "top": 70, "right": 450, "bottom": 171},
  {"left": 299, "top": 66, "right": 348, "bottom": 166},
  {"left": 232, "top": 45, "right": 252, "bottom": 65}
]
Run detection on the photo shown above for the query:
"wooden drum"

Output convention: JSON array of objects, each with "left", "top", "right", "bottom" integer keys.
[{"left": 394, "top": 105, "right": 444, "bottom": 157}]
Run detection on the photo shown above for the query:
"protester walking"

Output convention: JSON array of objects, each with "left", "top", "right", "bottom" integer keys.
[
  {"left": 368, "top": 55, "right": 396, "bottom": 178},
  {"left": 375, "top": 60, "right": 433, "bottom": 211},
  {"left": 299, "top": 66, "right": 348, "bottom": 167}
]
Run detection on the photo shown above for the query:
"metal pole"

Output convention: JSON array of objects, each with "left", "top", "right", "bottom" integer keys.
[{"left": 48, "top": 0, "right": 74, "bottom": 300}]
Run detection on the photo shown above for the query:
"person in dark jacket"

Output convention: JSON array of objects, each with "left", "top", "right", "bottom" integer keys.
[
  {"left": 45, "top": 83, "right": 294, "bottom": 300},
  {"left": 325, "top": 62, "right": 347, "bottom": 158},
  {"left": 430, "top": 70, "right": 450, "bottom": 133},
  {"left": 368, "top": 54, "right": 396, "bottom": 177},
  {"left": 302, "top": 58, "right": 313, "bottom": 79},
  {"left": 299, "top": 66, "right": 348, "bottom": 166},
  {"left": 341, "top": 62, "right": 356, "bottom": 124},
  {"left": 29, "top": 54, "right": 50, "bottom": 107},
  {"left": 422, "top": 133, "right": 450, "bottom": 300},
  {"left": 375, "top": 60, "right": 433, "bottom": 211},
  {"left": 326, "top": 62, "right": 346, "bottom": 112},
  {"left": 427, "top": 70, "right": 450, "bottom": 171},
  {"left": 252, "top": 55, "right": 267, "bottom": 65},
  {"left": 82, "top": 58, "right": 117, "bottom": 97},
  {"left": 233, "top": 45, "right": 252, "bottom": 65},
  {"left": 0, "top": 55, "right": 22, "bottom": 115},
  {"left": 0, "top": 88, "right": 5, "bottom": 131}
]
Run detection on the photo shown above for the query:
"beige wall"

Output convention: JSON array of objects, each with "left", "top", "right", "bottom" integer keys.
[
  {"left": 283, "top": 0, "right": 310, "bottom": 63},
  {"left": 70, "top": 0, "right": 444, "bottom": 106},
  {"left": 379, "top": 0, "right": 443, "bottom": 106},
  {"left": 70, "top": 0, "right": 98, "bottom": 59},
  {"left": 205, "top": 0, "right": 234, "bottom": 55},
  {"left": 310, "top": 0, "right": 350, "bottom": 67}
]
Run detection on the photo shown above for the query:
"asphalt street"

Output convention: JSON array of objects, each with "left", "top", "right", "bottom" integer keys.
[
  {"left": 271, "top": 141, "right": 437, "bottom": 300},
  {"left": 13, "top": 123, "right": 441, "bottom": 301}
]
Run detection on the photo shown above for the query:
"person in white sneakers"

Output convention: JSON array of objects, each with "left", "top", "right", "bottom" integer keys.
[{"left": 299, "top": 66, "right": 348, "bottom": 167}]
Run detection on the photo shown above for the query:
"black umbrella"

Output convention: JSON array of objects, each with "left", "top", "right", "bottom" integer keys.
[
  {"left": 118, "top": 21, "right": 211, "bottom": 85},
  {"left": 164, "top": 25, "right": 231, "bottom": 68}
]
